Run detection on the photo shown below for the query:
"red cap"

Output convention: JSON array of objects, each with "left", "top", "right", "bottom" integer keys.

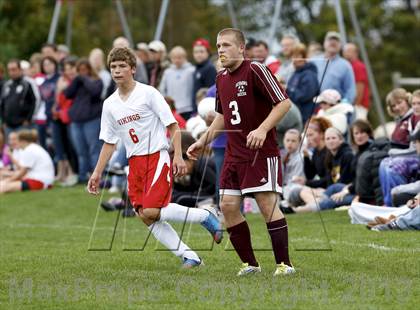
[{"left": 193, "top": 38, "right": 211, "bottom": 51}]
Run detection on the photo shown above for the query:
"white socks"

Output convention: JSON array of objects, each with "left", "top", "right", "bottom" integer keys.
[
  {"left": 159, "top": 203, "right": 209, "bottom": 223},
  {"left": 148, "top": 221, "right": 200, "bottom": 261}
]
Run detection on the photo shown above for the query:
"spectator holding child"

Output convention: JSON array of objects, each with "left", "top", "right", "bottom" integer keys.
[{"left": 64, "top": 59, "right": 103, "bottom": 183}]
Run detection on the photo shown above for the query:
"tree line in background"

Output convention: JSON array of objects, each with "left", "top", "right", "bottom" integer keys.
[{"left": 1, "top": 0, "right": 419, "bottom": 125}]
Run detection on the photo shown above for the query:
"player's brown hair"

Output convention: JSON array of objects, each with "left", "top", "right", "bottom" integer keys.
[
  {"left": 17, "top": 129, "right": 38, "bottom": 143},
  {"left": 217, "top": 28, "right": 246, "bottom": 46},
  {"left": 350, "top": 119, "right": 373, "bottom": 146},
  {"left": 107, "top": 47, "right": 137, "bottom": 69},
  {"left": 292, "top": 43, "right": 308, "bottom": 58}
]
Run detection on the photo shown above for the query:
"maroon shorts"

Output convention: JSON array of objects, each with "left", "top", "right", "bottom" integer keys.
[
  {"left": 219, "top": 156, "right": 282, "bottom": 196},
  {"left": 127, "top": 150, "right": 172, "bottom": 209}
]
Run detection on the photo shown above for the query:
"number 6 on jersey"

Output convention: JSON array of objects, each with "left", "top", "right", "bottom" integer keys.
[
  {"left": 229, "top": 100, "right": 241, "bottom": 125},
  {"left": 129, "top": 128, "right": 139, "bottom": 143}
]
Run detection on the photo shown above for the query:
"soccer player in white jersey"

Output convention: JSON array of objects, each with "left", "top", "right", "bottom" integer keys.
[{"left": 87, "top": 47, "right": 223, "bottom": 268}]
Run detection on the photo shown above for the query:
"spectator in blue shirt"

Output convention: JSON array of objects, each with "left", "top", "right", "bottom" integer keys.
[{"left": 312, "top": 31, "right": 356, "bottom": 104}]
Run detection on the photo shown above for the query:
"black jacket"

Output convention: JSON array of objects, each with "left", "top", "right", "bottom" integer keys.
[
  {"left": 348, "top": 140, "right": 373, "bottom": 194},
  {"left": 173, "top": 158, "right": 216, "bottom": 197},
  {"left": 192, "top": 59, "right": 217, "bottom": 106},
  {"left": 0, "top": 77, "right": 36, "bottom": 128},
  {"left": 304, "top": 147, "right": 329, "bottom": 188},
  {"left": 356, "top": 138, "right": 391, "bottom": 204},
  {"left": 325, "top": 142, "right": 355, "bottom": 186}
]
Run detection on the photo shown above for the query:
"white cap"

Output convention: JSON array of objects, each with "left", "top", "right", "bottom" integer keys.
[
  {"left": 148, "top": 40, "right": 166, "bottom": 53},
  {"left": 316, "top": 89, "right": 341, "bottom": 105},
  {"left": 136, "top": 42, "right": 149, "bottom": 51}
]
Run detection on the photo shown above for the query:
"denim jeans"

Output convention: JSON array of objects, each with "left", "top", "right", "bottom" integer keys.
[
  {"left": 109, "top": 142, "right": 128, "bottom": 189},
  {"left": 319, "top": 183, "right": 355, "bottom": 210},
  {"left": 379, "top": 158, "right": 407, "bottom": 207},
  {"left": 396, "top": 206, "right": 420, "bottom": 230},
  {"left": 70, "top": 118, "right": 102, "bottom": 182},
  {"left": 51, "top": 120, "right": 69, "bottom": 161},
  {"left": 36, "top": 123, "right": 48, "bottom": 150}
]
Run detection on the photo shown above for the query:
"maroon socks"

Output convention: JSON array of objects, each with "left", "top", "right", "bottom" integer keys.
[
  {"left": 227, "top": 221, "right": 258, "bottom": 267},
  {"left": 267, "top": 218, "right": 291, "bottom": 266}
]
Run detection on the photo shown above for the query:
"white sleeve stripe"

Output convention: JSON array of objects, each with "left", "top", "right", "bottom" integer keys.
[
  {"left": 252, "top": 62, "right": 286, "bottom": 101},
  {"left": 254, "top": 61, "right": 286, "bottom": 101},
  {"left": 251, "top": 63, "right": 281, "bottom": 102},
  {"left": 255, "top": 62, "right": 286, "bottom": 101},
  {"left": 250, "top": 66, "right": 277, "bottom": 103}
]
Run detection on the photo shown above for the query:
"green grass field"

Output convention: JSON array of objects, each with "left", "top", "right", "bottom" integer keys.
[{"left": 0, "top": 186, "right": 419, "bottom": 309}]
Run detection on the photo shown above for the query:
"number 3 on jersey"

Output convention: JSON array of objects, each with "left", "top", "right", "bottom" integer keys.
[
  {"left": 229, "top": 100, "right": 241, "bottom": 125},
  {"left": 129, "top": 128, "right": 139, "bottom": 144}
]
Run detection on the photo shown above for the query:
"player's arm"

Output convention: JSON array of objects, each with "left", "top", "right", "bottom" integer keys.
[
  {"left": 186, "top": 112, "right": 225, "bottom": 160},
  {"left": 167, "top": 122, "right": 187, "bottom": 177},
  {"left": 7, "top": 167, "right": 28, "bottom": 181},
  {"left": 246, "top": 99, "right": 291, "bottom": 149},
  {"left": 87, "top": 143, "right": 116, "bottom": 195}
]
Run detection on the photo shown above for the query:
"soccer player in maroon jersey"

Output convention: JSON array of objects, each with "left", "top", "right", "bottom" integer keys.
[{"left": 187, "top": 28, "right": 296, "bottom": 276}]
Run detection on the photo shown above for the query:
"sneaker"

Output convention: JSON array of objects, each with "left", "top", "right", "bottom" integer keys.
[
  {"left": 60, "top": 174, "right": 78, "bottom": 187},
  {"left": 273, "top": 262, "right": 296, "bottom": 276},
  {"left": 100, "top": 201, "right": 117, "bottom": 212},
  {"left": 201, "top": 211, "right": 223, "bottom": 244},
  {"left": 237, "top": 263, "right": 261, "bottom": 276},
  {"left": 371, "top": 220, "right": 400, "bottom": 231},
  {"left": 182, "top": 257, "right": 203, "bottom": 269}
]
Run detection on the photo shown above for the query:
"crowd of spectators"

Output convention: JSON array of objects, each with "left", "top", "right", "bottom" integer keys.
[{"left": 0, "top": 30, "right": 418, "bottom": 229}]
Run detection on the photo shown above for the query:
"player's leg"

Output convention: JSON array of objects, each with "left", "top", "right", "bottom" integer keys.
[
  {"left": 241, "top": 156, "right": 295, "bottom": 275},
  {"left": 140, "top": 151, "right": 223, "bottom": 243},
  {"left": 137, "top": 208, "right": 202, "bottom": 268},
  {"left": 0, "top": 180, "right": 23, "bottom": 194},
  {"left": 128, "top": 153, "right": 202, "bottom": 267},
  {"left": 220, "top": 192, "right": 260, "bottom": 275},
  {"left": 158, "top": 203, "right": 223, "bottom": 243},
  {"left": 254, "top": 191, "right": 294, "bottom": 274},
  {"left": 141, "top": 205, "right": 223, "bottom": 243}
]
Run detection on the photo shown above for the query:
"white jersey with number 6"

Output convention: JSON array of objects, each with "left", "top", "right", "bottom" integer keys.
[{"left": 99, "top": 82, "right": 177, "bottom": 158}]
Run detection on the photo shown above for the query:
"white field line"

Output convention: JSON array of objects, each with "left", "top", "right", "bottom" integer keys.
[
  {"left": 290, "top": 237, "right": 420, "bottom": 253},
  {"left": 4, "top": 223, "right": 420, "bottom": 253}
]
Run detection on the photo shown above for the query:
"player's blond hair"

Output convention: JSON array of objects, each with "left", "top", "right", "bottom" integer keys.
[
  {"left": 217, "top": 28, "right": 245, "bottom": 46},
  {"left": 107, "top": 47, "right": 137, "bottom": 69}
]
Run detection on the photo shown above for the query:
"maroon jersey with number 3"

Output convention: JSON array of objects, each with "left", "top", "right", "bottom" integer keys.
[{"left": 216, "top": 60, "right": 288, "bottom": 163}]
